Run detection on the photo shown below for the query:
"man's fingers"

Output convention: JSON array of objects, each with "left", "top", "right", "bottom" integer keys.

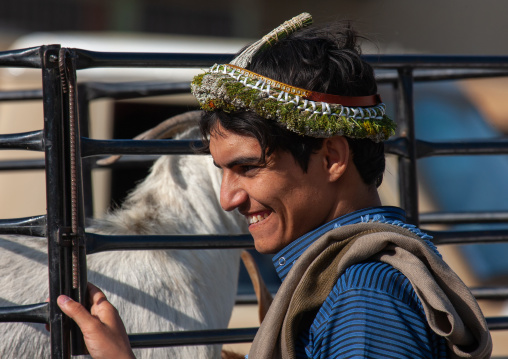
[
  {"left": 87, "top": 282, "right": 104, "bottom": 300},
  {"left": 56, "top": 285, "right": 135, "bottom": 359},
  {"left": 86, "top": 284, "right": 120, "bottom": 323},
  {"left": 57, "top": 295, "right": 96, "bottom": 329}
]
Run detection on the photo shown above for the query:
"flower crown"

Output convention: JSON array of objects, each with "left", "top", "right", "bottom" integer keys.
[{"left": 191, "top": 13, "right": 396, "bottom": 142}]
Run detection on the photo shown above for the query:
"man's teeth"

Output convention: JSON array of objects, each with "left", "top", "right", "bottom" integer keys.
[{"left": 248, "top": 213, "right": 270, "bottom": 224}]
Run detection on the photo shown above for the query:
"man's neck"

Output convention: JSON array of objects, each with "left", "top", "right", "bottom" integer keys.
[{"left": 330, "top": 184, "right": 382, "bottom": 222}]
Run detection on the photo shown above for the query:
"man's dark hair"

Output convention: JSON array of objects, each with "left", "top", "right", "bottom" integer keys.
[{"left": 199, "top": 22, "right": 385, "bottom": 187}]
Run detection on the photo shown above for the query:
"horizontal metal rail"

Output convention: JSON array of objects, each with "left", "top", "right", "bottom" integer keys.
[
  {"left": 385, "top": 138, "right": 508, "bottom": 158},
  {"left": 429, "top": 229, "right": 508, "bottom": 245},
  {"left": 5, "top": 47, "right": 508, "bottom": 71},
  {"left": 471, "top": 287, "right": 508, "bottom": 300},
  {"left": 0, "top": 89, "right": 43, "bottom": 101},
  {"left": 0, "top": 46, "right": 42, "bottom": 68},
  {"left": 81, "top": 81, "right": 191, "bottom": 101},
  {"left": 74, "top": 49, "right": 235, "bottom": 69},
  {"left": 127, "top": 316, "right": 508, "bottom": 349},
  {"left": 3, "top": 67, "right": 508, "bottom": 104},
  {"left": 421, "top": 211, "right": 508, "bottom": 225},
  {"left": 0, "top": 215, "right": 47, "bottom": 237},
  {"left": 3, "top": 135, "right": 508, "bottom": 171},
  {"left": 0, "top": 130, "right": 45, "bottom": 152},
  {"left": 376, "top": 68, "right": 508, "bottom": 83},
  {"left": 0, "top": 302, "right": 48, "bottom": 324},
  {"left": 128, "top": 327, "right": 258, "bottom": 349},
  {"left": 80, "top": 138, "right": 202, "bottom": 157},
  {"left": 364, "top": 54, "right": 508, "bottom": 69},
  {"left": 0, "top": 155, "right": 164, "bottom": 172},
  {"left": 77, "top": 136, "right": 508, "bottom": 160},
  {"left": 0, "top": 159, "right": 46, "bottom": 171},
  {"left": 416, "top": 138, "right": 508, "bottom": 158},
  {"left": 486, "top": 317, "right": 508, "bottom": 330},
  {"left": 86, "top": 233, "right": 254, "bottom": 254},
  {"left": 84, "top": 230, "right": 508, "bottom": 253}
]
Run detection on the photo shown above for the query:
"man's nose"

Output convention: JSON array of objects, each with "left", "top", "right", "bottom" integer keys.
[{"left": 220, "top": 172, "right": 248, "bottom": 212}]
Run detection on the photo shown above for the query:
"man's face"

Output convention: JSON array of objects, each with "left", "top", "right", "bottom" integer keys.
[{"left": 209, "top": 124, "right": 338, "bottom": 254}]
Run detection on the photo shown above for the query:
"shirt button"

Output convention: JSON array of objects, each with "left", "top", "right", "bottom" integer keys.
[{"left": 278, "top": 257, "right": 286, "bottom": 266}]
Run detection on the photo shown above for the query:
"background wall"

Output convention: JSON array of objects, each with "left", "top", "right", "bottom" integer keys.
[{"left": 1, "top": 0, "right": 507, "bottom": 54}]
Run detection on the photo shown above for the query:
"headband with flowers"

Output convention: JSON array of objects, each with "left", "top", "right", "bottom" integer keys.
[{"left": 191, "top": 13, "right": 396, "bottom": 142}]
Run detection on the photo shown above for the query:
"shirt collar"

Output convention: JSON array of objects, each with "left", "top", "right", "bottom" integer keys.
[{"left": 272, "top": 206, "right": 406, "bottom": 282}]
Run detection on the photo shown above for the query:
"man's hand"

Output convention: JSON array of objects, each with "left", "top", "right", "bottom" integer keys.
[{"left": 57, "top": 283, "right": 136, "bottom": 359}]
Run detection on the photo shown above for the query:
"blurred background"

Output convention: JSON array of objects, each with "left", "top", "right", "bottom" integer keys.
[
  {"left": 2, "top": 0, "right": 508, "bottom": 54},
  {"left": 1, "top": 0, "right": 508, "bottom": 356}
]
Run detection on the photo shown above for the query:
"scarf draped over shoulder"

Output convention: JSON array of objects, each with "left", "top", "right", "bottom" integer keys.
[{"left": 248, "top": 222, "right": 492, "bottom": 359}]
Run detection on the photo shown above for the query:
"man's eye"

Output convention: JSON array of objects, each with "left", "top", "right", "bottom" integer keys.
[{"left": 240, "top": 165, "right": 257, "bottom": 173}]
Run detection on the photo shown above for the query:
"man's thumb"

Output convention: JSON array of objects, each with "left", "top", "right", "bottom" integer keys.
[{"left": 57, "top": 295, "right": 91, "bottom": 328}]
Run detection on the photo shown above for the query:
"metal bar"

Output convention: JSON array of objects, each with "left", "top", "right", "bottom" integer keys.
[
  {"left": 486, "top": 317, "right": 508, "bottom": 330},
  {"left": 3, "top": 68, "right": 507, "bottom": 105},
  {"left": 0, "top": 155, "right": 160, "bottom": 172},
  {"left": 0, "top": 159, "right": 45, "bottom": 170},
  {"left": 384, "top": 137, "right": 408, "bottom": 158},
  {"left": 471, "top": 287, "right": 508, "bottom": 300},
  {"left": 65, "top": 51, "right": 508, "bottom": 71},
  {"left": 0, "top": 46, "right": 42, "bottom": 68},
  {"left": 0, "top": 130, "right": 44, "bottom": 151},
  {"left": 0, "top": 215, "right": 46, "bottom": 237},
  {"left": 364, "top": 54, "right": 508, "bottom": 69},
  {"left": 92, "top": 155, "right": 159, "bottom": 169},
  {"left": 41, "top": 44, "right": 70, "bottom": 359},
  {"left": 376, "top": 69, "right": 508, "bottom": 83},
  {"left": 416, "top": 138, "right": 508, "bottom": 158},
  {"left": 0, "top": 303, "right": 49, "bottom": 324},
  {"left": 429, "top": 229, "right": 508, "bottom": 245},
  {"left": 0, "top": 89, "right": 43, "bottom": 101},
  {"left": 421, "top": 211, "right": 508, "bottom": 225},
  {"left": 86, "top": 233, "right": 254, "bottom": 254},
  {"left": 396, "top": 68, "right": 419, "bottom": 226},
  {"left": 6, "top": 48, "right": 508, "bottom": 72},
  {"left": 85, "top": 230, "right": 508, "bottom": 251},
  {"left": 58, "top": 48, "right": 88, "bottom": 356},
  {"left": 83, "top": 81, "right": 191, "bottom": 101},
  {"left": 128, "top": 327, "right": 258, "bottom": 349},
  {"left": 385, "top": 137, "right": 508, "bottom": 158},
  {"left": 75, "top": 49, "right": 235, "bottom": 69},
  {"left": 81, "top": 138, "right": 202, "bottom": 157},
  {"left": 77, "top": 84, "right": 94, "bottom": 220}
]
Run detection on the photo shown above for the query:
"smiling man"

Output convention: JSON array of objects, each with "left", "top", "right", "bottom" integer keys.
[
  {"left": 191, "top": 13, "right": 491, "bottom": 359},
  {"left": 57, "top": 13, "right": 492, "bottom": 359},
  {"left": 206, "top": 121, "right": 380, "bottom": 255}
]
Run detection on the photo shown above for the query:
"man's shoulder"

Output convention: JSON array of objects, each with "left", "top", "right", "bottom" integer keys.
[{"left": 329, "top": 260, "right": 423, "bottom": 311}]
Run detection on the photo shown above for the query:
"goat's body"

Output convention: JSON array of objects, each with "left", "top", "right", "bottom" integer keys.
[{"left": 0, "top": 126, "right": 248, "bottom": 358}]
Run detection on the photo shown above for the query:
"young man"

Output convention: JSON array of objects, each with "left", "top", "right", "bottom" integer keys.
[{"left": 58, "top": 14, "right": 492, "bottom": 359}]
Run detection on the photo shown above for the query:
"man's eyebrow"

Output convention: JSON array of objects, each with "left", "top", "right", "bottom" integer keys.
[{"left": 213, "top": 156, "right": 263, "bottom": 169}]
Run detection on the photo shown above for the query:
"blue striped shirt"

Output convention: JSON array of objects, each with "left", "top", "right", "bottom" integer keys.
[{"left": 272, "top": 206, "right": 449, "bottom": 359}]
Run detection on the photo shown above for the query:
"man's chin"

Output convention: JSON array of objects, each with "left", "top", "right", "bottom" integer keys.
[{"left": 252, "top": 237, "right": 282, "bottom": 254}]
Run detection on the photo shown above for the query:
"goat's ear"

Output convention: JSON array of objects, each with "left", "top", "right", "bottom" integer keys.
[
  {"left": 96, "top": 110, "right": 202, "bottom": 166},
  {"left": 240, "top": 250, "right": 273, "bottom": 323}
]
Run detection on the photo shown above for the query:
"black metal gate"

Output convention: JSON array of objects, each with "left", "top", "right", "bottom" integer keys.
[{"left": 0, "top": 45, "right": 507, "bottom": 358}]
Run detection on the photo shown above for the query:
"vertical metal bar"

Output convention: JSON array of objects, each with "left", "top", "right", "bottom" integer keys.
[
  {"left": 41, "top": 44, "right": 70, "bottom": 359},
  {"left": 77, "top": 83, "right": 94, "bottom": 220},
  {"left": 59, "top": 48, "right": 88, "bottom": 356},
  {"left": 396, "top": 67, "right": 419, "bottom": 226}
]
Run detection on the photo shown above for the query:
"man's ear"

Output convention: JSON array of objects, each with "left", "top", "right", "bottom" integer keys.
[{"left": 322, "top": 136, "right": 349, "bottom": 182}]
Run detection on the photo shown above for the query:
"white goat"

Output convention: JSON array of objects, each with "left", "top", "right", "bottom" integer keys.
[{"left": 0, "top": 111, "right": 249, "bottom": 358}]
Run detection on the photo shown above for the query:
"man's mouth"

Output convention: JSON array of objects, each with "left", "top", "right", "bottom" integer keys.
[{"left": 247, "top": 211, "right": 271, "bottom": 225}]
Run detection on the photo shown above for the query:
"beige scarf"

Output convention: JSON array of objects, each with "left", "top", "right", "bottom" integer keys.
[{"left": 248, "top": 222, "right": 492, "bottom": 359}]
